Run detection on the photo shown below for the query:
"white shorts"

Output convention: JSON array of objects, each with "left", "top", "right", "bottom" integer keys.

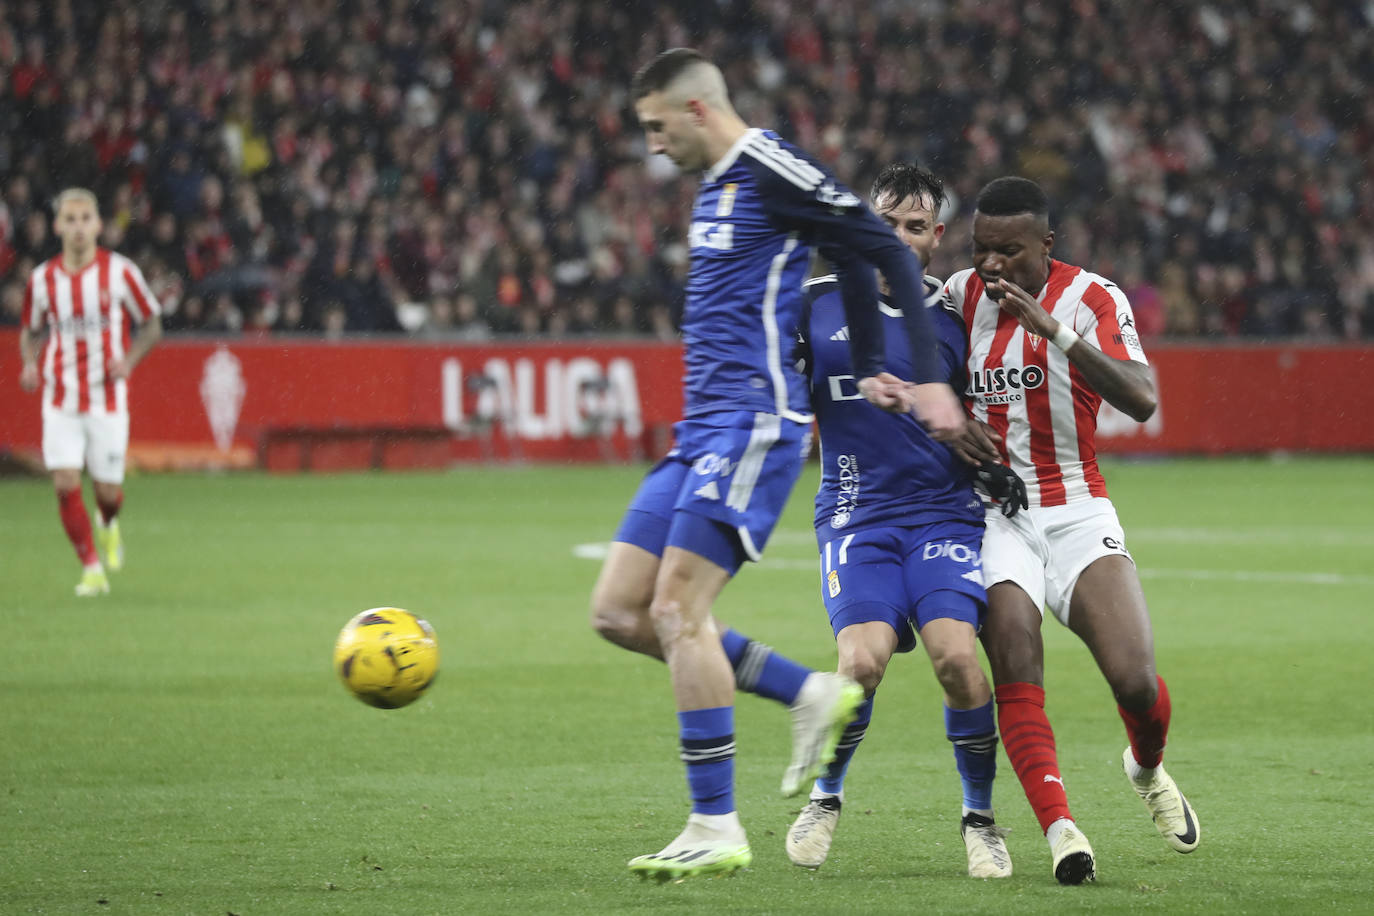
[
  {"left": 982, "top": 497, "right": 1133, "bottom": 626},
  {"left": 42, "top": 407, "right": 130, "bottom": 484}
]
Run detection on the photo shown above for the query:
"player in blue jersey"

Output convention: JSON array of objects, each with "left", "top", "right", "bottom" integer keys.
[
  {"left": 786, "top": 164, "right": 1026, "bottom": 877},
  {"left": 590, "top": 49, "right": 967, "bottom": 881}
]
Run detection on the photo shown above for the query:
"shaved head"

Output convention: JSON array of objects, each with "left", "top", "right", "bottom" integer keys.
[
  {"left": 633, "top": 48, "right": 746, "bottom": 172},
  {"left": 632, "top": 48, "right": 731, "bottom": 113}
]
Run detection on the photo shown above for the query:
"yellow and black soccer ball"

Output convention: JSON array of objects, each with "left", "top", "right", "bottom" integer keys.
[{"left": 334, "top": 608, "right": 439, "bottom": 709}]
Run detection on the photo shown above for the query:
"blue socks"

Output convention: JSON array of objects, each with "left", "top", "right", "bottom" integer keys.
[
  {"left": 945, "top": 699, "right": 997, "bottom": 812},
  {"left": 815, "top": 694, "right": 874, "bottom": 795},
  {"left": 679, "top": 706, "right": 736, "bottom": 815},
  {"left": 720, "top": 628, "right": 811, "bottom": 705}
]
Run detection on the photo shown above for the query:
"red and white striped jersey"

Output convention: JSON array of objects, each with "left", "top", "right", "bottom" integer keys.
[
  {"left": 945, "top": 259, "right": 1148, "bottom": 508},
  {"left": 21, "top": 248, "right": 160, "bottom": 415}
]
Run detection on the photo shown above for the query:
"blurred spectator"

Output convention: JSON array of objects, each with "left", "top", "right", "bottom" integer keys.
[
  {"left": 1, "top": 0, "right": 1370, "bottom": 340},
  {"left": 0, "top": 279, "right": 24, "bottom": 326},
  {"left": 452, "top": 292, "right": 493, "bottom": 342},
  {"left": 607, "top": 294, "right": 644, "bottom": 337},
  {"left": 321, "top": 301, "right": 347, "bottom": 340}
]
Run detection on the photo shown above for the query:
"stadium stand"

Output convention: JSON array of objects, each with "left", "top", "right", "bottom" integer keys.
[{"left": 0, "top": 0, "right": 1370, "bottom": 340}]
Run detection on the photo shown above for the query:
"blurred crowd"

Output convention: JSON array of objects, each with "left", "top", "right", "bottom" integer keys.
[{"left": 1, "top": 0, "right": 1371, "bottom": 340}]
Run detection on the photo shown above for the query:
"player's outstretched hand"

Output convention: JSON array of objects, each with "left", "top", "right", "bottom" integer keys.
[
  {"left": 858, "top": 372, "right": 908, "bottom": 413},
  {"left": 19, "top": 363, "right": 39, "bottom": 392},
  {"left": 904, "top": 382, "right": 967, "bottom": 441},
  {"left": 976, "top": 461, "right": 1029, "bottom": 518},
  {"left": 107, "top": 357, "right": 130, "bottom": 380},
  {"left": 948, "top": 418, "right": 1002, "bottom": 466}
]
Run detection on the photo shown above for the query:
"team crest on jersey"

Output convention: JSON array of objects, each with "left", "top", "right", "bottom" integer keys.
[
  {"left": 715, "top": 183, "right": 738, "bottom": 217},
  {"left": 1028, "top": 332, "right": 1044, "bottom": 349}
]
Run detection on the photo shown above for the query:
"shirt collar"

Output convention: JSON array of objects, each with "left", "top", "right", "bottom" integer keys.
[{"left": 705, "top": 127, "right": 760, "bottom": 183}]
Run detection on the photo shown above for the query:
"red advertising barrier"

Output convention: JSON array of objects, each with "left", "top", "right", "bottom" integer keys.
[
  {"left": 0, "top": 334, "right": 685, "bottom": 470},
  {"left": 1094, "top": 344, "right": 1374, "bottom": 454},
  {"left": 1, "top": 331, "right": 1371, "bottom": 469}
]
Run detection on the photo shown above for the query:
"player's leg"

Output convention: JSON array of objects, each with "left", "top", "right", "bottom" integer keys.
[
  {"left": 1064, "top": 552, "right": 1199, "bottom": 853},
  {"left": 922, "top": 615, "right": 996, "bottom": 818},
  {"left": 786, "top": 620, "right": 891, "bottom": 868},
  {"left": 919, "top": 615, "right": 1010, "bottom": 878},
  {"left": 685, "top": 415, "right": 861, "bottom": 799},
  {"left": 91, "top": 481, "right": 124, "bottom": 572},
  {"left": 590, "top": 539, "right": 664, "bottom": 658},
  {"left": 628, "top": 532, "right": 750, "bottom": 881},
  {"left": 591, "top": 462, "right": 824, "bottom": 709},
  {"left": 980, "top": 510, "right": 1093, "bottom": 884},
  {"left": 43, "top": 408, "right": 106, "bottom": 595},
  {"left": 907, "top": 522, "right": 1012, "bottom": 880},
  {"left": 788, "top": 527, "right": 910, "bottom": 867},
  {"left": 982, "top": 584, "right": 1092, "bottom": 883},
  {"left": 87, "top": 411, "right": 130, "bottom": 573},
  {"left": 826, "top": 620, "right": 894, "bottom": 786}
]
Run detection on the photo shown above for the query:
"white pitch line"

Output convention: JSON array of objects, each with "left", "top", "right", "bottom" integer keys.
[
  {"left": 572, "top": 543, "right": 610, "bottom": 560},
  {"left": 1128, "top": 527, "right": 1374, "bottom": 548},
  {"left": 1135, "top": 567, "right": 1374, "bottom": 587},
  {"left": 570, "top": 543, "right": 1372, "bottom": 587}
]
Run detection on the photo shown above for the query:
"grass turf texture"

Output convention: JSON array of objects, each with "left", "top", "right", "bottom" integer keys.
[{"left": 1, "top": 458, "right": 1370, "bottom": 914}]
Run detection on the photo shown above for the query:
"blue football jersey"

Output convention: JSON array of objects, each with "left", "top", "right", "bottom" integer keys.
[
  {"left": 801, "top": 274, "right": 985, "bottom": 533},
  {"left": 681, "top": 128, "right": 940, "bottom": 421}
]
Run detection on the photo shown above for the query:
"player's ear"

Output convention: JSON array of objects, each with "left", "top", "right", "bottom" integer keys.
[
  {"left": 686, "top": 98, "right": 708, "bottom": 125},
  {"left": 1042, "top": 229, "right": 1055, "bottom": 255}
]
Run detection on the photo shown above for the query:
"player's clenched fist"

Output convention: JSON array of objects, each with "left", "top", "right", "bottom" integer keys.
[{"left": 858, "top": 372, "right": 908, "bottom": 413}]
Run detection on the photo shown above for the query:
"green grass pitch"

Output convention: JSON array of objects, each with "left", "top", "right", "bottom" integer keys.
[{"left": 2, "top": 457, "right": 1371, "bottom": 914}]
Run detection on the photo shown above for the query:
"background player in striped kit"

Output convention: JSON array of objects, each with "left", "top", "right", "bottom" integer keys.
[
  {"left": 787, "top": 163, "right": 1026, "bottom": 878},
  {"left": 591, "top": 49, "right": 966, "bottom": 882},
  {"left": 945, "top": 176, "right": 1200, "bottom": 884},
  {"left": 18, "top": 188, "right": 162, "bottom": 596}
]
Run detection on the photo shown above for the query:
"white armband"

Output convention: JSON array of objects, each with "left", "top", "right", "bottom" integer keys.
[{"left": 1052, "top": 323, "right": 1081, "bottom": 353}]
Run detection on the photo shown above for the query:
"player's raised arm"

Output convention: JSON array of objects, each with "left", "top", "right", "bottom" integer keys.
[
  {"left": 814, "top": 201, "right": 968, "bottom": 437},
  {"left": 751, "top": 164, "right": 963, "bottom": 435}
]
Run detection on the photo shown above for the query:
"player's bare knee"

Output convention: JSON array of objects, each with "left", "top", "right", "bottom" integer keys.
[
  {"left": 1112, "top": 670, "right": 1159, "bottom": 711},
  {"left": 929, "top": 645, "right": 983, "bottom": 697},
  {"left": 588, "top": 589, "right": 649, "bottom": 645},
  {"left": 52, "top": 470, "right": 81, "bottom": 494},
  {"left": 982, "top": 621, "right": 1042, "bottom": 685},
  {"left": 647, "top": 595, "right": 700, "bottom": 647},
  {"left": 588, "top": 601, "right": 630, "bottom": 643},
  {"left": 839, "top": 645, "right": 887, "bottom": 695}
]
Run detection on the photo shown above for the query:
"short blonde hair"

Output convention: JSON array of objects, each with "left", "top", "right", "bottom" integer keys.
[{"left": 53, "top": 187, "right": 100, "bottom": 215}]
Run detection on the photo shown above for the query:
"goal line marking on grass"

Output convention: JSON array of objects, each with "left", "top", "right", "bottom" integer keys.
[{"left": 570, "top": 543, "right": 1372, "bottom": 587}]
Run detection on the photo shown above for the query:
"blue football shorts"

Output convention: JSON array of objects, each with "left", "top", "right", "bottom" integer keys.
[
  {"left": 614, "top": 411, "right": 812, "bottom": 575},
  {"left": 816, "top": 520, "right": 988, "bottom": 652}
]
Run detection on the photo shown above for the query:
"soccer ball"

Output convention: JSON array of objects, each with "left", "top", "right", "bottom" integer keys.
[{"left": 333, "top": 608, "right": 439, "bottom": 709}]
